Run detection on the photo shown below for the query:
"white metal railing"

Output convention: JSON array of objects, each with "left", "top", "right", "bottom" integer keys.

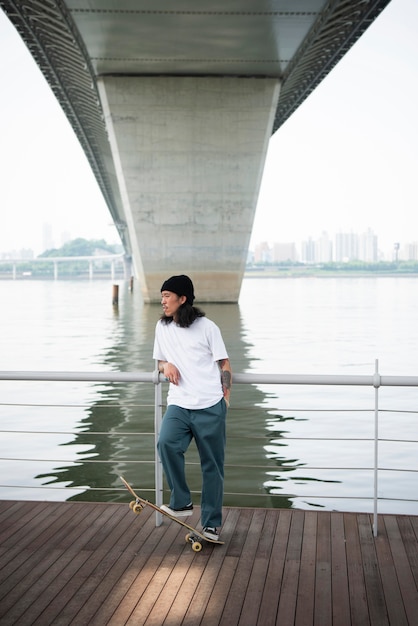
[
  {"left": 1, "top": 360, "right": 417, "bottom": 536},
  {"left": 0, "top": 253, "right": 127, "bottom": 280}
]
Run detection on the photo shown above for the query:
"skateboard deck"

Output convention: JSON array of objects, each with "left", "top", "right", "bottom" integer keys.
[{"left": 120, "top": 476, "right": 224, "bottom": 551}]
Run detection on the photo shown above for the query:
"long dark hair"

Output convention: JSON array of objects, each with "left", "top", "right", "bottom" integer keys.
[{"left": 161, "top": 303, "right": 205, "bottom": 328}]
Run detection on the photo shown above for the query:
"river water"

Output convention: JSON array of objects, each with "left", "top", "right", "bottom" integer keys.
[{"left": 0, "top": 276, "right": 417, "bottom": 514}]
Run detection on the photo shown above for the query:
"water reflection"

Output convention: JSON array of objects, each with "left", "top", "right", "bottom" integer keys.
[
  {"left": 35, "top": 281, "right": 335, "bottom": 508},
  {"left": 264, "top": 415, "right": 341, "bottom": 508}
]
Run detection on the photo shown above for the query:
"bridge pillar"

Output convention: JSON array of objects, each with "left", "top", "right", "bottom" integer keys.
[{"left": 98, "top": 76, "right": 280, "bottom": 302}]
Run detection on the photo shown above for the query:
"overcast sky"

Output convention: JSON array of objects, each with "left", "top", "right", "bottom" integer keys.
[{"left": 1, "top": 0, "right": 417, "bottom": 257}]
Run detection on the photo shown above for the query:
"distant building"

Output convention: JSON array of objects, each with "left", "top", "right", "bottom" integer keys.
[
  {"left": 358, "top": 228, "right": 378, "bottom": 262},
  {"left": 335, "top": 232, "right": 359, "bottom": 262},
  {"left": 301, "top": 238, "right": 315, "bottom": 264},
  {"left": 315, "top": 231, "right": 333, "bottom": 263},
  {"left": 254, "top": 241, "right": 272, "bottom": 264},
  {"left": 301, "top": 232, "right": 332, "bottom": 263},
  {"left": 0, "top": 248, "right": 34, "bottom": 260},
  {"left": 272, "top": 242, "right": 298, "bottom": 263},
  {"left": 402, "top": 241, "right": 418, "bottom": 261}
]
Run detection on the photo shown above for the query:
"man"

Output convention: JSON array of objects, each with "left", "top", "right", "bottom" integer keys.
[{"left": 153, "top": 274, "right": 232, "bottom": 541}]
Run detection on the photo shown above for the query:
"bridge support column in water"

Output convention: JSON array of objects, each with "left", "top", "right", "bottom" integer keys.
[{"left": 98, "top": 76, "right": 280, "bottom": 302}]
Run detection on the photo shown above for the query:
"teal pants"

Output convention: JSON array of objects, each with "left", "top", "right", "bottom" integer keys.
[{"left": 157, "top": 398, "right": 226, "bottom": 528}]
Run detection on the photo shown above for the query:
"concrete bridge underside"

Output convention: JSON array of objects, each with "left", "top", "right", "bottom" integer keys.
[{"left": 0, "top": 1, "right": 391, "bottom": 301}]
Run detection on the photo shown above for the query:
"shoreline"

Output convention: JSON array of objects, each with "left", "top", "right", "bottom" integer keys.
[{"left": 244, "top": 269, "right": 418, "bottom": 278}]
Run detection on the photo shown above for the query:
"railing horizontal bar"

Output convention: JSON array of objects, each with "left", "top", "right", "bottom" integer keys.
[
  {"left": 0, "top": 483, "right": 416, "bottom": 505},
  {"left": 234, "top": 373, "right": 418, "bottom": 387},
  {"left": 0, "top": 254, "right": 125, "bottom": 263},
  {"left": 0, "top": 403, "right": 155, "bottom": 408},
  {"left": 0, "top": 430, "right": 377, "bottom": 441},
  {"left": 1, "top": 370, "right": 418, "bottom": 387},
  {"left": 0, "top": 484, "right": 154, "bottom": 493},
  {"left": 0, "top": 430, "right": 154, "bottom": 436},
  {"left": 0, "top": 371, "right": 157, "bottom": 383},
  {"left": 0, "top": 458, "right": 153, "bottom": 464}
]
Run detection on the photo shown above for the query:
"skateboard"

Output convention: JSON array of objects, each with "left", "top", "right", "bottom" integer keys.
[{"left": 120, "top": 476, "right": 224, "bottom": 551}]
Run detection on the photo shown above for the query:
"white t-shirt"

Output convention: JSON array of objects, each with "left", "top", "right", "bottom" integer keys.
[{"left": 153, "top": 316, "right": 229, "bottom": 409}]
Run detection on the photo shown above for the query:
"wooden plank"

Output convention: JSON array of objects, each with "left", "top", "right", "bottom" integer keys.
[
  {"left": 224, "top": 507, "right": 253, "bottom": 557},
  {"left": 217, "top": 509, "right": 267, "bottom": 625},
  {"left": 374, "top": 515, "right": 409, "bottom": 626},
  {"left": 161, "top": 552, "right": 210, "bottom": 626},
  {"left": 344, "top": 513, "right": 370, "bottom": 624},
  {"left": 200, "top": 556, "right": 240, "bottom": 626},
  {"left": 0, "top": 503, "right": 120, "bottom": 624},
  {"left": 46, "top": 505, "right": 157, "bottom": 626},
  {"left": 357, "top": 514, "right": 389, "bottom": 626},
  {"left": 87, "top": 508, "right": 166, "bottom": 625},
  {"left": 0, "top": 502, "right": 102, "bottom": 613},
  {"left": 410, "top": 516, "right": 418, "bottom": 542},
  {"left": 142, "top": 552, "right": 196, "bottom": 626},
  {"left": 277, "top": 510, "right": 305, "bottom": 624},
  {"left": 238, "top": 509, "right": 281, "bottom": 626},
  {"left": 257, "top": 508, "right": 292, "bottom": 625},
  {"left": 397, "top": 515, "right": 418, "bottom": 588},
  {"left": 106, "top": 516, "right": 189, "bottom": 624},
  {"left": 182, "top": 508, "right": 254, "bottom": 626},
  {"left": 0, "top": 501, "right": 50, "bottom": 550},
  {"left": 57, "top": 506, "right": 177, "bottom": 626},
  {"left": 127, "top": 551, "right": 187, "bottom": 625},
  {"left": 0, "top": 502, "right": 73, "bottom": 586},
  {"left": 0, "top": 500, "right": 25, "bottom": 528},
  {"left": 383, "top": 515, "right": 418, "bottom": 625},
  {"left": 330, "top": 512, "right": 351, "bottom": 626},
  {"left": 166, "top": 508, "right": 241, "bottom": 626},
  {"left": 123, "top": 509, "right": 208, "bottom": 626},
  {"left": 314, "top": 512, "right": 332, "bottom": 625},
  {"left": 294, "top": 511, "right": 317, "bottom": 626}
]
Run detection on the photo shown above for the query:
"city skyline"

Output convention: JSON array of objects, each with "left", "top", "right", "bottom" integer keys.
[
  {"left": 250, "top": 226, "right": 415, "bottom": 263},
  {"left": 1, "top": 223, "right": 412, "bottom": 264}
]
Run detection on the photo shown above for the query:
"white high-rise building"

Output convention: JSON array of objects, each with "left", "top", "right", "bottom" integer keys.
[
  {"left": 335, "top": 232, "right": 359, "bottom": 262},
  {"left": 402, "top": 241, "right": 418, "bottom": 261},
  {"left": 358, "top": 228, "right": 378, "bottom": 262},
  {"left": 315, "top": 231, "right": 333, "bottom": 263},
  {"left": 301, "top": 232, "right": 332, "bottom": 263},
  {"left": 301, "top": 237, "right": 315, "bottom": 264}
]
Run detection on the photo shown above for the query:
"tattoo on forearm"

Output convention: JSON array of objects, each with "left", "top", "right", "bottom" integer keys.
[{"left": 221, "top": 370, "right": 231, "bottom": 390}]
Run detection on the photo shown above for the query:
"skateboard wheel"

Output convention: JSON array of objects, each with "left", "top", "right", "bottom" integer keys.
[
  {"left": 129, "top": 500, "right": 135, "bottom": 510},
  {"left": 185, "top": 533, "right": 202, "bottom": 551},
  {"left": 133, "top": 503, "right": 143, "bottom": 514}
]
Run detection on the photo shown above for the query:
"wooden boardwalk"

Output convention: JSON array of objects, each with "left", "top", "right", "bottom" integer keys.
[{"left": 0, "top": 500, "right": 417, "bottom": 625}]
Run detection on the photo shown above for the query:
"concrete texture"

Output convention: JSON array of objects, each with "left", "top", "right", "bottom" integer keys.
[{"left": 98, "top": 76, "right": 280, "bottom": 302}]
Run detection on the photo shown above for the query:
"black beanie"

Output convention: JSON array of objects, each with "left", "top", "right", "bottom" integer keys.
[{"left": 161, "top": 275, "right": 195, "bottom": 304}]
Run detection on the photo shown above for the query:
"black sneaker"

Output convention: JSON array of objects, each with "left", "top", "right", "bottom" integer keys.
[
  {"left": 202, "top": 527, "right": 219, "bottom": 541},
  {"left": 160, "top": 503, "right": 193, "bottom": 517}
]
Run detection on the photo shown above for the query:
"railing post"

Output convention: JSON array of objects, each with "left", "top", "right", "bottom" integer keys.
[
  {"left": 373, "top": 359, "right": 380, "bottom": 537},
  {"left": 154, "top": 362, "right": 163, "bottom": 526}
]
